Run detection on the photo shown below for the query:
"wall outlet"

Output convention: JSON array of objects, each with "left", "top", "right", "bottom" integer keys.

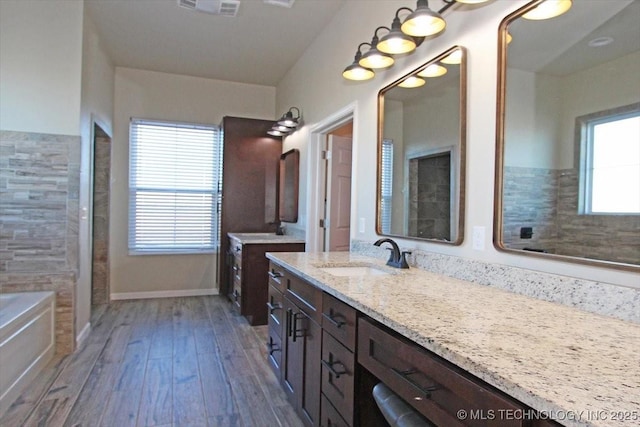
[
  {"left": 472, "top": 226, "right": 485, "bottom": 251},
  {"left": 359, "top": 217, "right": 366, "bottom": 233}
]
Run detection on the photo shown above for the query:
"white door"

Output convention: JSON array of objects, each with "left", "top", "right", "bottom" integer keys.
[{"left": 325, "top": 135, "right": 352, "bottom": 251}]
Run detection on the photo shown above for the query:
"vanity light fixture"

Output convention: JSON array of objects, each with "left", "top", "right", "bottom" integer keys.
[
  {"left": 343, "top": 0, "right": 492, "bottom": 81},
  {"left": 441, "top": 48, "right": 463, "bottom": 64},
  {"left": 359, "top": 28, "right": 395, "bottom": 69},
  {"left": 377, "top": 15, "right": 418, "bottom": 54},
  {"left": 343, "top": 44, "right": 376, "bottom": 80},
  {"left": 400, "top": 0, "right": 446, "bottom": 38},
  {"left": 418, "top": 63, "right": 447, "bottom": 77},
  {"left": 267, "top": 107, "right": 302, "bottom": 137},
  {"left": 398, "top": 76, "right": 426, "bottom": 88},
  {"left": 522, "top": 0, "right": 572, "bottom": 20}
]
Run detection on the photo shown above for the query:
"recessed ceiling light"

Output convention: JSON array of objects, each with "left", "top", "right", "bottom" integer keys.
[{"left": 588, "top": 36, "right": 614, "bottom": 47}]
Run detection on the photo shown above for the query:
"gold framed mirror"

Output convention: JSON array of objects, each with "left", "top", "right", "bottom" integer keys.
[
  {"left": 376, "top": 46, "right": 466, "bottom": 244},
  {"left": 279, "top": 148, "right": 299, "bottom": 223},
  {"left": 495, "top": 0, "right": 640, "bottom": 271}
]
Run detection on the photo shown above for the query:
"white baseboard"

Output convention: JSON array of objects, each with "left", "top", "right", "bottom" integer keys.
[
  {"left": 76, "top": 322, "right": 91, "bottom": 348},
  {"left": 110, "top": 288, "right": 219, "bottom": 300}
]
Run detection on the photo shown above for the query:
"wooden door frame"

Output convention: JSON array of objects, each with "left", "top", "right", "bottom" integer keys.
[{"left": 306, "top": 103, "right": 358, "bottom": 252}]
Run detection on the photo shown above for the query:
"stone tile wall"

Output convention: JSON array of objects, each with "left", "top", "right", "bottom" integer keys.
[
  {"left": 0, "top": 130, "right": 80, "bottom": 354},
  {"left": 502, "top": 166, "right": 639, "bottom": 264},
  {"left": 91, "top": 128, "right": 110, "bottom": 305}
]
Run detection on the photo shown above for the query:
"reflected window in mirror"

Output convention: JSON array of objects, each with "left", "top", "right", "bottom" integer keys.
[
  {"left": 377, "top": 46, "right": 466, "bottom": 245},
  {"left": 380, "top": 139, "right": 394, "bottom": 234},
  {"left": 577, "top": 103, "right": 640, "bottom": 215},
  {"left": 495, "top": 0, "right": 640, "bottom": 270}
]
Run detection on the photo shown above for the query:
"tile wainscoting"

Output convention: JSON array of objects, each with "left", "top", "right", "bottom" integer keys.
[{"left": 1, "top": 130, "right": 81, "bottom": 354}]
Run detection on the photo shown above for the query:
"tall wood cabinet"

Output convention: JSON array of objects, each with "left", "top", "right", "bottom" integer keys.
[{"left": 218, "top": 116, "right": 283, "bottom": 297}]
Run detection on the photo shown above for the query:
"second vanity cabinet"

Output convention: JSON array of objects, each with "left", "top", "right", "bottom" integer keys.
[
  {"left": 227, "top": 233, "right": 304, "bottom": 325},
  {"left": 267, "top": 257, "right": 564, "bottom": 427}
]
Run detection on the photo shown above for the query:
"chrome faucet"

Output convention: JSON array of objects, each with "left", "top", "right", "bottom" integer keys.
[{"left": 373, "top": 238, "right": 411, "bottom": 269}]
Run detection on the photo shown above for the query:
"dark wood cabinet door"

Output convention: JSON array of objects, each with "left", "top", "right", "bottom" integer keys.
[
  {"left": 282, "top": 297, "right": 321, "bottom": 427},
  {"left": 300, "top": 310, "right": 321, "bottom": 427},
  {"left": 282, "top": 297, "right": 303, "bottom": 405},
  {"left": 218, "top": 116, "right": 282, "bottom": 296}
]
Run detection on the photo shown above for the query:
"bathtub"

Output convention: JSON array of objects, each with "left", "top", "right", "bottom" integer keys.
[{"left": 0, "top": 292, "right": 56, "bottom": 417}]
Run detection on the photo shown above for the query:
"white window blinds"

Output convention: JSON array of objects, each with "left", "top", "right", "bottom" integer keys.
[
  {"left": 129, "top": 119, "right": 223, "bottom": 254},
  {"left": 380, "top": 139, "right": 393, "bottom": 234}
]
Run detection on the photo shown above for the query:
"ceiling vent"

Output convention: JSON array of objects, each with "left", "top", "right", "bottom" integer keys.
[
  {"left": 177, "top": 0, "right": 240, "bottom": 17},
  {"left": 263, "top": 0, "right": 295, "bottom": 8}
]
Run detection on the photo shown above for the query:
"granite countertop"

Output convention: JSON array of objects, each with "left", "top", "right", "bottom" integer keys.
[
  {"left": 265, "top": 251, "right": 640, "bottom": 427},
  {"left": 227, "top": 232, "right": 305, "bottom": 245}
]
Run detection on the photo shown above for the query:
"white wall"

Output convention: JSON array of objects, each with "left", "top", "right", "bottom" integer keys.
[
  {"left": 277, "top": 0, "right": 638, "bottom": 288},
  {"left": 77, "top": 10, "right": 116, "bottom": 342},
  {"left": 558, "top": 50, "right": 640, "bottom": 169},
  {"left": 0, "top": 0, "right": 83, "bottom": 135},
  {"left": 504, "top": 69, "right": 560, "bottom": 169},
  {"left": 111, "top": 68, "right": 276, "bottom": 296}
]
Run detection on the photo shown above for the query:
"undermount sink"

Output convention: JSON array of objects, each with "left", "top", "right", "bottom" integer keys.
[{"left": 315, "top": 263, "right": 391, "bottom": 277}]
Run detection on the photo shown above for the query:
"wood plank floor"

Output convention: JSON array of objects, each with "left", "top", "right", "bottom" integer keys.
[{"left": 1, "top": 296, "right": 304, "bottom": 427}]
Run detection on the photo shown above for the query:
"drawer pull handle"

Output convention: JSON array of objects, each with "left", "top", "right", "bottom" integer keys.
[
  {"left": 268, "top": 270, "right": 283, "bottom": 279},
  {"left": 266, "top": 302, "right": 281, "bottom": 313},
  {"left": 321, "top": 359, "right": 347, "bottom": 379},
  {"left": 391, "top": 368, "right": 439, "bottom": 398},
  {"left": 292, "top": 312, "right": 305, "bottom": 342},
  {"left": 322, "top": 312, "right": 346, "bottom": 328},
  {"left": 267, "top": 341, "right": 280, "bottom": 355}
]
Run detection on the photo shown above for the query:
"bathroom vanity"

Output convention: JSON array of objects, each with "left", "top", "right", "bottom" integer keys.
[
  {"left": 227, "top": 233, "right": 304, "bottom": 325},
  {"left": 265, "top": 251, "right": 640, "bottom": 427}
]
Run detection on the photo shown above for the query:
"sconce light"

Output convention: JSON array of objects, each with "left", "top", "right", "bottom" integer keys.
[
  {"left": 359, "top": 28, "right": 395, "bottom": 69},
  {"left": 417, "top": 63, "right": 447, "bottom": 78},
  {"left": 267, "top": 107, "right": 302, "bottom": 137},
  {"left": 522, "top": 0, "right": 572, "bottom": 20},
  {"left": 441, "top": 48, "right": 463, "bottom": 64},
  {"left": 377, "top": 15, "right": 418, "bottom": 55},
  {"left": 398, "top": 76, "right": 426, "bottom": 88},
  {"left": 343, "top": 44, "right": 376, "bottom": 81},
  {"left": 400, "top": 0, "right": 446, "bottom": 37},
  {"left": 343, "top": 0, "right": 491, "bottom": 81}
]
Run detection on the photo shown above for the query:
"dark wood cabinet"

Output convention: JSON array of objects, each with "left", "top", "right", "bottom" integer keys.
[
  {"left": 321, "top": 293, "right": 357, "bottom": 426},
  {"left": 228, "top": 234, "right": 304, "bottom": 325},
  {"left": 282, "top": 288, "right": 322, "bottom": 427},
  {"left": 218, "top": 116, "right": 283, "bottom": 297},
  {"left": 267, "top": 258, "right": 566, "bottom": 427},
  {"left": 358, "top": 317, "right": 529, "bottom": 427}
]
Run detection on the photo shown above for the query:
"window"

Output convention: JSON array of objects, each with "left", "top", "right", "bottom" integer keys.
[
  {"left": 579, "top": 105, "right": 640, "bottom": 215},
  {"left": 129, "top": 119, "right": 223, "bottom": 254},
  {"left": 380, "top": 139, "right": 393, "bottom": 233}
]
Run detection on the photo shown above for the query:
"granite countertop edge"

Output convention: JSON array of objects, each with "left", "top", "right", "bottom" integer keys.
[{"left": 265, "top": 251, "right": 640, "bottom": 427}]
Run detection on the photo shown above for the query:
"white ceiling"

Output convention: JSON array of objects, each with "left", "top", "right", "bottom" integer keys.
[{"left": 85, "top": 0, "right": 345, "bottom": 86}]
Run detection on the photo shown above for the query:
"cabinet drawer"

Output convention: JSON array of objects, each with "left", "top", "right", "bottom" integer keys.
[
  {"left": 267, "top": 326, "right": 283, "bottom": 377},
  {"left": 286, "top": 273, "right": 322, "bottom": 323},
  {"left": 322, "top": 293, "right": 357, "bottom": 352},
  {"left": 321, "top": 331, "right": 354, "bottom": 424},
  {"left": 267, "top": 284, "right": 285, "bottom": 336},
  {"left": 321, "top": 394, "right": 350, "bottom": 427},
  {"left": 268, "top": 261, "right": 286, "bottom": 292},
  {"left": 358, "top": 318, "right": 526, "bottom": 427}
]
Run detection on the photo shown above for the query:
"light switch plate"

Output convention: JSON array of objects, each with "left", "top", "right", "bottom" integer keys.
[
  {"left": 359, "top": 218, "right": 366, "bottom": 233},
  {"left": 472, "top": 226, "right": 485, "bottom": 251}
]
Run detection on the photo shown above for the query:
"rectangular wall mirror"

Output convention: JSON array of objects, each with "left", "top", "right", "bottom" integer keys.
[
  {"left": 279, "top": 148, "right": 299, "bottom": 223},
  {"left": 377, "top": 46, "right": 466, "bottom": 244},
  {"left": 495, "top": 0, "right": 640, "bottom": 270}
]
